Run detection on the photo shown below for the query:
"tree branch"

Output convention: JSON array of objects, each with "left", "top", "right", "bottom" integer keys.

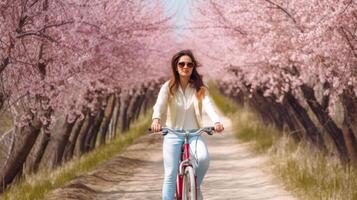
[
  {"left": 263, "top": 0, "right": 303, "bottom": 32},
  {"left": 339, "top": 26, "right": 357, "bottom": 58},
  {"left": 209, "top": 0, "right": 246, "bottom": 35}
]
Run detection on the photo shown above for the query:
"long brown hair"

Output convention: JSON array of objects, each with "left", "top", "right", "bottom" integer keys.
[{"left": 168, "top": 49, "right": 206, "bottom": 100}]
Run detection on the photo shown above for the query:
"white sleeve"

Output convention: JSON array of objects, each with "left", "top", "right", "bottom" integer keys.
[
  {"left": 152, "top": 81, "right": 169, "bottom": 120},
  {"left": 202, "top": 88, "right": 221, "bottom": 124}
]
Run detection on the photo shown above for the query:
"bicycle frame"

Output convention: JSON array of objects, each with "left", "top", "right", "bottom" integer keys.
[
  {"left": 149, "top": 127, "right": 214, "bottom": 200},
  {"left": 176, "top": 131, "right": 198, "bottom": 200}
]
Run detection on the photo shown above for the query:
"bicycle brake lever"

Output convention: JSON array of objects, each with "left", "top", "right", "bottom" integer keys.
[{"left": 203, "top": 127, "right": 215, "bottom": 135}]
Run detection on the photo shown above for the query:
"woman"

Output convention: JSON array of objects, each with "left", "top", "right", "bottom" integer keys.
[{"left": 151, "top": 49, "right": 224, "bottom": 200}]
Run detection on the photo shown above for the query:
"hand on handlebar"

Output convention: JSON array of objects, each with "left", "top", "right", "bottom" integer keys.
[
  {"left": 151, "top": 118, "right": 161, "bottom": 132},
  {"left": 214, "top": 122, "right": 224, "bottom": 133}
]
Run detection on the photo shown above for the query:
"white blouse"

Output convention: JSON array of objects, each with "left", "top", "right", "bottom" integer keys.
[
  {"left": 152, "top": 80, "right": 221, "bottom": 129},
  {"left": 177, "top": 84, "right": 199, "bottom": 130}
]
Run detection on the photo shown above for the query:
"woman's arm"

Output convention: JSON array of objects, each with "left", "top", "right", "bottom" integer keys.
[
  {"left": 152, "top": 81, "right": 169, "bottom": 120},
  {"left": 202, "top": 89, "right": 220, "bottom": 123},
  {"left": 152, "top": 81, "right": 170, "bottom": 124},
  {"left": 202, "top": 88, "right": 224, "bottom": 132}
]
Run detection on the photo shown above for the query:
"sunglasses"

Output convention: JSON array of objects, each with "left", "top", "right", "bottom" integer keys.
[{"left": 177, "top": 62, "right": 194, "bottom": 68}]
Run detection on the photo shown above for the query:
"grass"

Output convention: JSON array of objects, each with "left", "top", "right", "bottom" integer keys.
[
  {"left": 230, "top": 109, "right": 280, "bottom": 153},
  {"left": 270, "top": 137, "right": 357, "bottom": 200},
  {"left": 1, "top": 110, "right": 152, "bottom": 200},
  {"left": 208, "top": 81, "right": 357, "bottom": 200},
  {"left": 208, "top": 80, "right": 279, "bottom": 153},
  {"left": 207, "top": 81, "right": 240, "bottom": 116}
]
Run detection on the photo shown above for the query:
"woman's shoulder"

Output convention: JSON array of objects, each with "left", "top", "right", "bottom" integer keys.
[
  {"left": 162, "top": 80, "right": 170, "bottom": 88},
  {"left": 158, "top": 80, "right": 171, "bottom": 93},
  {"left": 163, "top": 80, "right": 170, "bottom": 85}
]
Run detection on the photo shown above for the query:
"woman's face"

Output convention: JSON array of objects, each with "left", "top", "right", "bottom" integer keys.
[{"left": 176, "top": 55, "right": 194, "bottom": 78}]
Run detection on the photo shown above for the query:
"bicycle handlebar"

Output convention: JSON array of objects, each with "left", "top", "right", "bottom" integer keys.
[{"left": 148, "top": 127, "right": 215, "bottom": 136}]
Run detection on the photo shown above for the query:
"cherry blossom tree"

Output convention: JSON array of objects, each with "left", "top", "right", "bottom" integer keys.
[
  {"left": 0, "top": 0, "right": 175, "bottom": 190},
  {"left": 188, "top": 0, "right": 357, "bottom": 163}
]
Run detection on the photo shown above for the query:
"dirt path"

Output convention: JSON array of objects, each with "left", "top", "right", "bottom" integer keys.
[{"left": 45, "top": 110, "right": 296, "bottom": 200}]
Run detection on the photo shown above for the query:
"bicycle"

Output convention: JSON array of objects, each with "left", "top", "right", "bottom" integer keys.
[{"left": 149, "top": 126, "right": 215, "bottom": 200}]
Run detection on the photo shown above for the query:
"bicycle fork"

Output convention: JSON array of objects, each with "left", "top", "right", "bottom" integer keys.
[
  {"left": 176, "top": 170, "right": 198, "bottom": 200},
  {"left": 176, "top": 140, "right": 198, "bottom": 199}
]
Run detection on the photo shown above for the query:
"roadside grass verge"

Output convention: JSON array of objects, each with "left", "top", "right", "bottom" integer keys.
[
  {"left": 230, "top": 109, "right": 280, "bottom": 153},
  {"left": 1, "top": 110, "right": 152, "bottom": 200},
  {"left": 270, "top": 137, "right": 357, "bottom": 200},
  {"left": 207, "top": 81, "right": 240, "bottom": 116},
  {"left": 208, "top": 81, "right": 278, "bottom": 153},
  {"left": 209, "top": 82, "right": 357, "bottom": 200}
]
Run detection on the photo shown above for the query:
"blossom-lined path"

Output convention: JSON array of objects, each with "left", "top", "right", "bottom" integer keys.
[{"left": 45, "top": 109, "right": 296, "bottom": 200}]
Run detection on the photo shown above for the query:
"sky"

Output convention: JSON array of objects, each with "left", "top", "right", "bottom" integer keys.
[{"left": 161, "top": 0, "right": 192, "bottom": 41}]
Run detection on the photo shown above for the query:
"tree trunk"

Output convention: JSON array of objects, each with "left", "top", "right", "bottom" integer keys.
[
  {"left": 341, "top": 87, "right": 357, "bottom": 164},
  {"left": 44, "top": 115, "right": 77, "bottom": 169},
  {"left": 51, "top": 117, "right": 78, "bottom": 168},
  {"left": 75, "top": 112, "right": 95, "bottom": 157},
  {"left": 0, "top": 111, "right": 42, "bottom": 191},
  {"left": 134, "top": 90, "right": 146, "bottom": 120},
  {"left": 285, "top": 92, "right": 326, "bottom": 149},
  {"left": 98, "top": 95, "right": 116, "bottom": 145},
  {"left": 63, "top": 115, "right": 85, "bottom": 161},
  {"left": 0, "top": 92, "right": 4, "bottom": 111},
  {"left": 118, "top": 93, "right": 131, "bottom": 133},
  {"left": 342, "top": 116, "right": 357, "bottom": 165},
  {"left": 232, "top": 91, "right": 245, "bottom": 106},
  {"left": 24, "top": 129, "right": 50, "bottom": 174},
  {"left": 142, "top": 88, "right": 153, "bottom": 115},
  {"left": 141, "top": 96, "right": 149, "bottom": 116},
  {"left": 300, "top": 84, "right": 349, "bottom": 163},
  {"left": 126, "top": 92, "right": 141, "bottom": 129},
  {"left": 85, "top": 109, "right": 105, "bottom": 152},
  {"left": 280, "top": 97, "right": 305, "bottom": 141},
  {"left": 263, "top": 95, "right": 286, "bottom": 130},
  {"left": 248, "top": 90, "right": 282, "bottom": 128},
  {"left": 112, "top": 96, "right": 121, "bottom": 138}
]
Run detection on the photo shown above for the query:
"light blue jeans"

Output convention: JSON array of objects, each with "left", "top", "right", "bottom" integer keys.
[{"left": 162, "top": 129, "right": 210, "bottom": 200}]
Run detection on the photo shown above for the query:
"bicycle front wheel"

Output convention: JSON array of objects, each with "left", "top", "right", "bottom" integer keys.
[{"left": 182, "top": 166, "right": 196, "bottom": 200}]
